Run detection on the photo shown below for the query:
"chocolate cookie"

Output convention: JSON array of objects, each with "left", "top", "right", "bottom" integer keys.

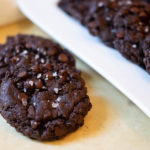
[
  {"left": 0, "top": 34, "right": 91, "bottom": 141},
  {"left": 84, "top": 0, "right": 143, "bottom": 47},
  {"left": 113, "top": 2, "right": 150, "bottom": 67}
]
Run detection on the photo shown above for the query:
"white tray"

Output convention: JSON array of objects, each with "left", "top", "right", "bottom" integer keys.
[{"left": 18, "top": 0, "right": 150, "bottom": 118}]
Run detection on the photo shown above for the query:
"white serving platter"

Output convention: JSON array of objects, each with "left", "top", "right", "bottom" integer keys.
[{"left": 18, "top": 0, "right": 150, "bottom": 118}]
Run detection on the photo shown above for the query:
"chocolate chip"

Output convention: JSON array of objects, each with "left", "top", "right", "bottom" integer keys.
[
  {"left": 18, "top": 93, "right": 29, "bottom": 106},
  {"left": 35, "top": 79, "right": 43, "bottom": 89},
  {"left": 18, "top": 71, "right": 28, "bottom": 78},
  {"left": 139, "top": 12, "right": 147, "bottom": 18},
  {"left": 43, "top": 63, "right": 52, "bottom": 70},
  {"left": 31, "top": 65, "right": 40, "bottom": 73},
  {"left": 47, "top": 49, "right": 57, "bottom": 56},
  {"left": 58, "top": 53, "right": 69, "bottom": 62},
  {"left": 131, "top": 7, "right": 140, "bottom": 13},
  {"left": 70, "top": 72, "right": 79, "bottom": 79},
  {"left": 116, "top": 32, "right": 124, "bottom": 38},
  {"left": 44, "top": 72, "right": 53, "bottom": 80},
  {"left": 18, "top": 92, "right": 29, "bottom": 100}
]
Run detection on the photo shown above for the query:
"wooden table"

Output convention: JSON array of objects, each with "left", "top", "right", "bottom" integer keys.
[{"left": 0, "top": 19, "right": 150, "bottom": 150}]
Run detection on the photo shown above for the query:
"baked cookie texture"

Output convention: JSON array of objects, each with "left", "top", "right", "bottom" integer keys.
[
  {"left": 58, "top": 0, "right": 150, "bottom": 73},
  {"left": 113, "top": 2, "right": 150, "bottom": 68},
  {"left": 0, "top": 34, "right": 92, "bottom": 141},
  {"left": 83, "top": 0, "right": 141, "bottom": 47}
]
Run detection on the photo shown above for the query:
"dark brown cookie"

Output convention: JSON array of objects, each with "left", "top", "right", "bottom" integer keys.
[
  {"left": 113, "top": 2, "right": 150, "bottom": 67},
  {"left": 0, "top": 34, "right": 91, "bottom": 141},
  {"left": 84, "top": 0, "right": 143, "bottom": 47}
]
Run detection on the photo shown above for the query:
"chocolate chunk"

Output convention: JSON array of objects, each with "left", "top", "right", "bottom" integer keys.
[
  {"left": 35, "top": 79, "right": 43, "bottom": 89},
  {"left": 44, "top": 72, "right": 53, "bottom": 80},
  {"left": 43, "top": 63, "right": 52, "bottom": 70},
  {"left": 58, "top": 53, "right": 69, "bottom": 62},
  {"left": 18, "top": 93, "right": 29, "bottom": 106},
  {"left": 47, "top": 49, "right": 57, "bottom": 56},
  {"left": 31, "top": 65, "right": 40, "bottom": 73}
]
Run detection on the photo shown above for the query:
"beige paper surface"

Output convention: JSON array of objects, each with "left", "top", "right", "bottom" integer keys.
[
  {"left": 0, "top": 0, "right": 24, "bottom": 26},
  {"left": 0, "top": 19, "right": 150, "bottom": 150}
]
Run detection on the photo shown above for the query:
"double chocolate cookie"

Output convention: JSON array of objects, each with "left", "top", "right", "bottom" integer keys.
[
  {"left": 84, "top": 0, "right": 144, "bottom": 47},
  {"left": 84, "top": 0, "right": 126, "bottom": 47},
  {"left": 113, "top": 2, "right": 150, "bottom": 67},
  {"left": 0, "top": 34, "right": 91, "bottom": 141}
]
